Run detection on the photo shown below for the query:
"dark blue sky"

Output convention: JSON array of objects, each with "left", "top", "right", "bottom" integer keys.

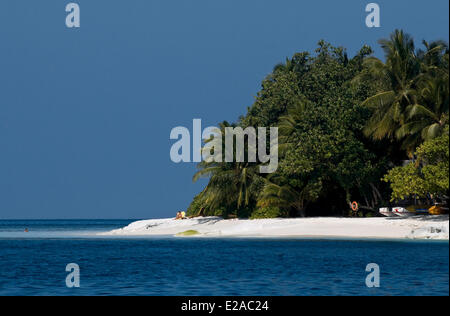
[{"left": 0, "top": 0, "right": 448, "bottom": 219}]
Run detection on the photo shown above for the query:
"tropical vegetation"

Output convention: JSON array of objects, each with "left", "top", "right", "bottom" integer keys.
[{"left": 187, "top": 30, "right": 449, "bottom": 218}]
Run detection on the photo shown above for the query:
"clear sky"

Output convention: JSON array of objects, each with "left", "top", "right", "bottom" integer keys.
[{"left": 0, "top": 0, "right": 448, "bottom": 219}]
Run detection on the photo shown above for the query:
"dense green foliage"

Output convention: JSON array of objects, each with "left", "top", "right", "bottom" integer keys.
[
  {"left": 187, "top": 30, "right": 449, "bottom": 218},
  {"left": 250, "top": 207, "right": 286, "bottom": 219},
  {"left": 360, "top": 31, "right": 449, "bottom": 153},
  {"left": 383, "top": 128, "right": 449, "bottom": 201}
]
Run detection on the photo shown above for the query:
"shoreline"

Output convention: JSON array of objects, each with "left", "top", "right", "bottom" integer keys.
[{"left": 101, "top": 216, "right": 450, "bottom": 241}]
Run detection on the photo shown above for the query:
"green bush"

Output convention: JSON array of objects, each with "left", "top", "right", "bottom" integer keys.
[
  {"left": 236, "top": 207, "right": 253, "bottom": 218},
  {"left": 176, "top": 230, "right": 200, "bottom": 236},
  {"left": 250, "top": 207, "right": 284, "bottom": 219},
  {"left": 383, "top": 130, "right": 449, "bottom": 201},
  {"left": 213, "top": 207, "right": 226, "bottom": 217}
]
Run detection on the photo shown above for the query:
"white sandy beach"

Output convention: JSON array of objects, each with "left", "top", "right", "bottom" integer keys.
[{"left": 102, "top": 216, "right": 449, "bottom": 240}]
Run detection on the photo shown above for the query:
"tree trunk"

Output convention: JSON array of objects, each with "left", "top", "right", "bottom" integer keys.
[
  {"left": 294, "top": 200, "right": 306, "bottom": 218},
  {"left": 297, "top": 208, "right": 306, "bottom": 218}
]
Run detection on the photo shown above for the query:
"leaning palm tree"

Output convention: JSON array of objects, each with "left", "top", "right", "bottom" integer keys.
[
  {"left": 360, "top": 30, "right": 421, "bottom": 142},
  {"left": 192, "top": 121, "right": 261, "bottom": 214}
]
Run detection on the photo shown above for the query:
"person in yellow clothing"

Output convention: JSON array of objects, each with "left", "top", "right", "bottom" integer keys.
[{"left": 175, "top": 211, "right": 187, "bottom": 220}]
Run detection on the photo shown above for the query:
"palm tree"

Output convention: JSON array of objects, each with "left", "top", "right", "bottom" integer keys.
[
  {"left": 194, "top": 161, "right": 259, "bottom": 211},
  {"left": 192, "top": 122, "right": 261, "bottom": 215},
  {"left": 256, "top": 101, "right": 321, "bottom": 217},
  {"left": 360, "top": 30, "right": 421, "bottom": 142},
  {"left": 393, "top": 40, "right": 449, "bottom": 150},
  {"left": 277, "top": 98, "right": 310, "bottom": 155},
  {"left": 397, "top": 75, "right": 449, "bottom": 145},
  {"left": 417, "top": 40, "right": 449, "bottom": 72},
  {"left": 257, "top": 175, "right": 321, "bottom": 217}
]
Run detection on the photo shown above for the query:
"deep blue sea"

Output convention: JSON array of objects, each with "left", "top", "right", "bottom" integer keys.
[{"left": 0, "top": 220, "right": 448, "bottom": 296}]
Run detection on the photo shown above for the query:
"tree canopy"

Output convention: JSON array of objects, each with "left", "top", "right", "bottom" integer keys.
[{"left": 187, "top": 30, "right": 449, "bottom": 218}]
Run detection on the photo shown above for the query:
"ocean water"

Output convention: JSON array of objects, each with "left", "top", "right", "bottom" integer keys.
[{"left": 0, "top": 220, "right": 448, "bottom": 296}]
